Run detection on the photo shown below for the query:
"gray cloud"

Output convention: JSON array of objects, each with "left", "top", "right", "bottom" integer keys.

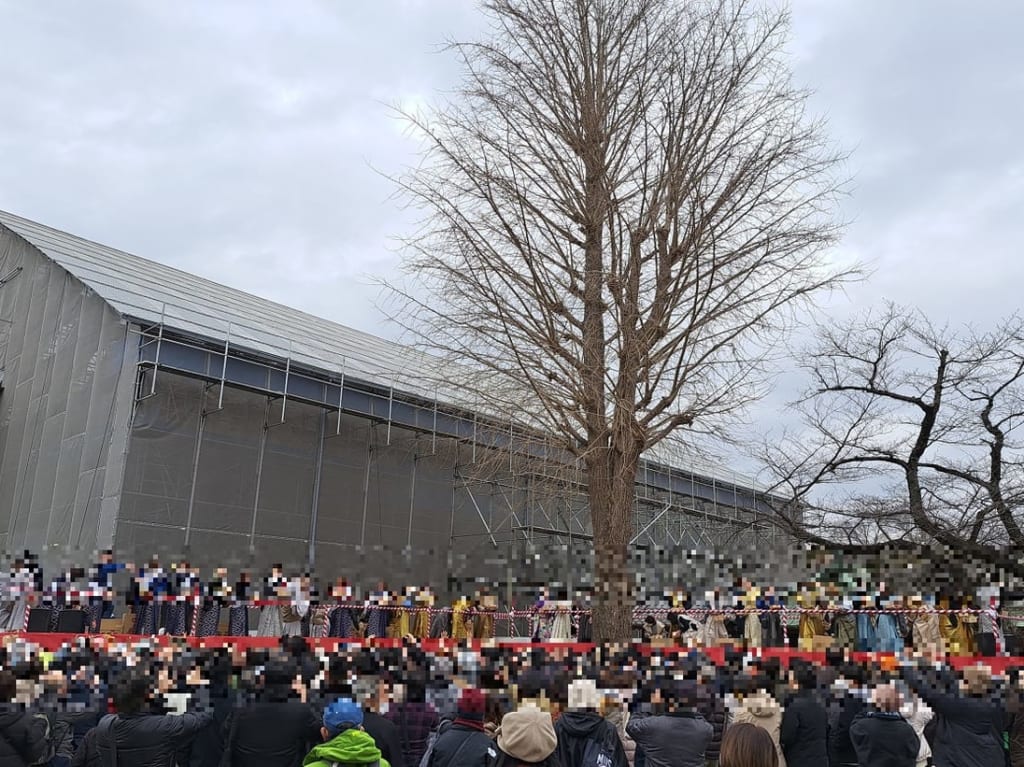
[{"left": 0, "top": 0, "right": 1020, "bottom": 450}]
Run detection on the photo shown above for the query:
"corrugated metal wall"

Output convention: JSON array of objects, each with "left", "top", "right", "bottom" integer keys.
[{"left": 0, "top": 227, "right": 137, "bottom": 560}]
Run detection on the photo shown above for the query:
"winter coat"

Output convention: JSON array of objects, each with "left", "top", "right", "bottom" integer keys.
[
  {"left": 429, "top": 724, "right": 494, "bottom": 767},
  {"left": 729, "top": 695, "right": 785, "bottom": 767},
  {"left": 554, "top": 712, "right": 628, "bottom": 767},
  {"left": 904, "top": 668, "right": 1004, "bottom": 767},
  {"left": 697, "top": 694, "right": 727, "bottom": 763},
  {"left": 779, "top": 693, "right": 828, "bottom": 767},
  {"left": 0, "top": 708, "right": 49, "bottom": 767},
  {"left": 221, "top": 701, "right": 322, "bottom": 767},
  {"left": 71, "top": 711, "right": 213, "bottom": 767},
  {"left": 827, "top": 691, "right": 867, "bottom": 766},
  {"left": 363, "top": 712, "right": 405, "bottom": 767},
  {"left": 303, "top": 729, "right": 390, "bottom": 767},
  {"left": 385, "top": 702, "right": 440, "bottom": 767},
  {"left": 601, "top": 706, "right": 636, "bottom": 767},
  {"left": 626, "top": 711, "right": 712, "bottom": 767},
  {"left": 1011, "top": 705, "right": 1024, "bottom": 767},
  {"left": 185, "top": 691, "right": 234, "bottom": 767},
  {"left": 849, "top": 711, "right": 919, "bottom": 767}
]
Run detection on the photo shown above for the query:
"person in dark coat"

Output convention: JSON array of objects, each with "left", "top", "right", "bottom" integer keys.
[
  {"left": 429, "top": 689, "right": 495, "bottom": 767},
  {"left": 0, "top": 670, "right": 49, "bottom": 767},
  {"left": 71, "top": 671, "right": 212, "bottom": 767},
  {"left": 849, "top": 685, "right": 919, "bottom": 767},
  {"left": 554, "top": 681, "right": 628, "bottom": 767},
  {"left": 383, "top": 679, "right": 439, "bottom": 767},
  {"left": 697, "top": 671, "right": 728, "bottom": 767},
  {"left": 352, "top": 677, "right": 405, "bottom": 767},
  {"left": 626, "top": 680, "right": 713, "bottom": 767},
  {"left": 185, "top": 650, "right": 236, "bottom": 767},
  {"left": 779, "top": 660, "right": 828, "bottom": 767},
  {"left": 904, "top": 662, "right": 1005, "bottom": 767},
  {"left": 220, "top": 658, "right": 321, "bottom": 767},
  {"left": 827, "top": 664, "right": 868, "bottom": 767}
]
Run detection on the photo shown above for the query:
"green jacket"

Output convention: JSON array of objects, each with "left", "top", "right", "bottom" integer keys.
[{"left": 303, "top": 729, "right": 391, "bottom": 767}]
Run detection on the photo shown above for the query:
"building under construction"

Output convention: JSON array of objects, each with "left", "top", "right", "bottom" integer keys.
[{"left": 0, "top": 210, "right": 777, "bottom": 589}]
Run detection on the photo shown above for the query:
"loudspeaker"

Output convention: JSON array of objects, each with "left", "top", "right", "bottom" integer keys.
[
  {"left": 26, "top": 608, "right": 53, "bottom": 632},
  {"left": 56, "top": 610, "right": 87, "bottom": 633}
]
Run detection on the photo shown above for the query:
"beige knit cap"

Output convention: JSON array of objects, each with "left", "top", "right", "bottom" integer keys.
[{"left": 497, "top": 705, "right": 558, "bottom": 763}]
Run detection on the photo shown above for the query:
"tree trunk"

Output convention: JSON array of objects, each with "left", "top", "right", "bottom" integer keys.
[{"left": 587, "top": 446, "right": 638, "bottom": 643}]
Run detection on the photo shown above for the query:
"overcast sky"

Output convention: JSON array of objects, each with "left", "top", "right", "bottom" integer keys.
[{"left": 1, "top": 0, "right": 1022, "bottom": 467}]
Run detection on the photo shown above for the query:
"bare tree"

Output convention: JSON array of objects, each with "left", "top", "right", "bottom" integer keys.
[
  {"left": 387, "top": 0, "right": 850, "bottom": 640},
  {"left": 762, "top": 303, "right": 1024, "bottom": 575}
]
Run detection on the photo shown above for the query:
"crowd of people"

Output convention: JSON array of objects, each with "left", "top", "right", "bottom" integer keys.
[
  {"left": 2, "top": 551, "right": 1021, "bottom": 658},
  {"left": 0, "top": 634, "right": 1020, "bottom": 767}
]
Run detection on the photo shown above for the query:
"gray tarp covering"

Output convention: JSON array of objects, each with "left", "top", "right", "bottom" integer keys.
[{"left": 0, "top": 228, "right": 134, "bottom": 565}]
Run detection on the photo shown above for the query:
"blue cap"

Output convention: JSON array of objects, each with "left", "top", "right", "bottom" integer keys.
[{"left": 323, "top": 698, "right": 363, "bottom": 735}]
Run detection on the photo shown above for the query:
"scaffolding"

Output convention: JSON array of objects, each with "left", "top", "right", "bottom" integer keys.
[{"left": 122, "top": 317, "right": 776, "bottom": 584}]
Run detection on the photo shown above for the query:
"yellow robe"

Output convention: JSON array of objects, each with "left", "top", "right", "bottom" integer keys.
[
  {"left": 410, "top": 606, "right": 431, "bottom": 639},
  {"left": 940, "top": 612, "right": 975, "bottom": 656},
  {"left": 452, "top": 600, "right": 472, "bottom": 641},
  {"left": 798, "top": 613, "right": 826, "bottom": 652},
  {"left": 386, "top": 608, "right": 410, "bottom": 639}
]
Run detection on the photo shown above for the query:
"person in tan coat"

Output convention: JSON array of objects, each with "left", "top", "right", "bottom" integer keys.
[
  {"left": 601, "top": 690, "right": 637, "bottom": 767},
  {"left": 728, "top": 675, "right": 786, "bottom": 767}
]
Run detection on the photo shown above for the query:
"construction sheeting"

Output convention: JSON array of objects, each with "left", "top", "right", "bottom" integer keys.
[
  {"left": 118, "top": 370, "right": 488, "bottom": 581},
  {"left": 0, "top": 228, "right": 134, "bottom": 562}
]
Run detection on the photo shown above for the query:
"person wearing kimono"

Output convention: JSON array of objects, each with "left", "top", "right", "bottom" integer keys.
[
  {"left": 229, "top": 570, "right": 252, "bottom": 636},
  {"left": 157, "top": 562, "right": 185, "bottom": 635},
  {"left": 530, "top": 588, "right": 553, "bottom": 642},
  {"left": 256, "top": 565, "right": 285, "bottom": 637},
  {"left": 875, "top": 596, "right": 905, "bottom": 653},
  {"left": 472, "top": 590, "right": 498, "bottom": 640},
  {"left": 797, "top": 599, "right": 829, "bottom": 652},
  {"left": 386, "top": 589, "right": 412, "bottom": 639},
  {"left": 939, "top": 596, "right": 976, "bottom": 655},
  {"left": 132, "top": 559, "right": 164, "bottom": 635},
  {"left": 198, "top": 568, "right": 229, "bottom": 637},
  {"left": 830, "top": 600, "right": 858, "bottom": 650},
  {"left": 908, "top": 594, "right": 942, "bottom": 654},
  {"left": 327, "top": 580, "right": 359, "bottom": 638},
  {"left": 451, "top": 596, "right": 473, "bottom": 641},
  {"left": 278, "top": 575, "right": 309, "bottom": 637},
  {"left": 363, "top": 589, "right": 390, "bottom": 639},
  {"left": 743, "top": 587, "right": 763, "bottom": 648},
  {"left": 410, "top": 587, "right": 432, "bottom": 640},
  {"left": 429, "top": 599, "right": 452, "bottom": 638}
]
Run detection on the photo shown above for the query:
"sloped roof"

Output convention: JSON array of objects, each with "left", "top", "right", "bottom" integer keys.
[
  {"left": 0, "top": 208, "right": 438, "bottom": 399},
  {"left": 0, "top": 208, "right": 764, "bottom": 492}
]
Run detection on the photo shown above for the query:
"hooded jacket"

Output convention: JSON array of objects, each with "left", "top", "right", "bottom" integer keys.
[
  {"left": 849, "top": 711, "right": 919, "bottom": 767},
  {"left": 554, "top": 711, "right": 628, "bottom": 767},
  {"left": 729, "top": 695, "right": 786, "bottom": 767},
  {"left": 626, "top": 710, "right": 712, "bottom": 767},
  {"left": 303, "top": 729, "right": 390, "bottom": 767},
  {"left": 0, "top": 707, "right": 49, "bottom": 767},
  {"left": 493, "top": 707, "right": 558, "bottom": 767},
  {"left": 429, "top": 723, "right": 494, "bottom": 767},
  {"left": 601, "top": 706, "right": 636, "bottom": 767}
]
